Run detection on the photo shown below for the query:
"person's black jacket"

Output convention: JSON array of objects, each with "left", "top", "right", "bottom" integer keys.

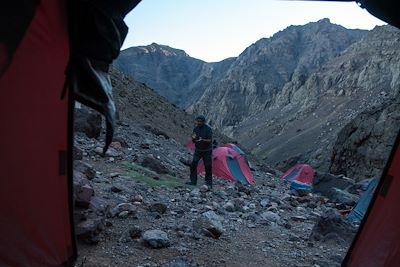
[{"left": 192, "top": 124, "right": 213, "bottom": 152}]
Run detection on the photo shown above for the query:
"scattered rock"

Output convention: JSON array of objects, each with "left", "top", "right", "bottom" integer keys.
[
  {"left": 190, "top": 188, "right": 200, "bottom": 197},
  {"left": 143, "top": 124, "right": 170, "bottom": 139},
  {"left": 310, "top": 208, "right": 357, "bottom": 243},
  {"left": 118, "top": 211, "right": 130, "bottom": 218},
  {"left": 74, "top": 161, "right": 96, "bottom": 180},
  {"left": 108, "top": 203, "right": 137, "bottom": 218},
  {"left": 193, "top": 211, "right": 224, "bottom": 239},
  {"left": 75, "top": 216, "right": 104, "bottom": 244},
  {"left": 231, "top": 198, "right": 245, "bottom": 211},
  {"left": 111, "top": 186, "right": 122, "bottom": 193},
  {"left": 74, "top": 108, "right": 102, "bottom": 139},
  {"left": 149, "top": 202, "right": 168, "bottom": 214},
  {"left": 74, "top": 180, "right": 94, "bottom": 208},
  {"left": 129, "top": 226, "right": 143, "bottom": 239},
  {"left": 110, "top": 141, "right": 123, "bottom": 150},
  {"left": 165, "top": 257, "right": 190, "bottom": 267},
  {"left": 104, "top": 147, "right": 122, "bottom": 157},
  {"left": 347, "top": 178, "right": 375, "bottom": 194},
  {"left": 260, "top": 211, "right": 281, "bottom": 224},
  {"left": 313, "top": 172, "right": 355, "bottom": 197},
  {"left": 293, "top": 188, "right": 310, "bottom": 197},
  {"left": 260, "top": 199, "right": 270, "bottom": 208},
  {"left": 140, "top": 143, "right": 151, "bottom": 149},
  {"left": 73, "top": 146, "right": 83, "bottom": 160},
  {"left": 200, "top": 184, "right": 210, "bottom": 192},
  {"left": 223, "top": 201, "right": 236, "bottom": 212},
  {"left": 131, "top": 195, "right": 144, "bottom": 203},
  {"left": 89, "top": 197, "right": 109, "bottom": 214},
  {"left": 291, "top": 215, "right": 307, "bottom": 222},
  {"left": 142, "top": 229, "right": 170, "bottom": 248},
  {"left": 141, "top": 156, "right": 169, "bottom": 174},
  {"left": 329, "top": 188, "right": 359, "bottom": 206}
]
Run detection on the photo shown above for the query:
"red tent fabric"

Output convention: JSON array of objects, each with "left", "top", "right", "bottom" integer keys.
[
  {"left": 343, "top": 133, "right": 400, "bottom": 266},
  {"left": 221, "top": 143, "right": 245, "bottom": 155},
  {"left": 197, "top": 147, "right": 255, "bottom": 185},
  {"left": 280, "top": 164, "right": 315, "bottom": 187},
  {"left": 0, "top": 0, "right": 75, "bottom": 266}
]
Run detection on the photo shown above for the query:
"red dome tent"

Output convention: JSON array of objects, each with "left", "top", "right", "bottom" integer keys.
[
  {"left": 280, "top": 164, "right": 315, "bottom": 190},
  {"left": 221, "top": 143, "right": 246, "bottom": 155},
  {"left": 197, "top": 147, "right": 255, "bottom": 185}
]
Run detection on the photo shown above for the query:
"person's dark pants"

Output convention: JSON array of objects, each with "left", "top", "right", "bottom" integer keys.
[{"left": 190, "top": 150, "right": 212, "bottom": 185}]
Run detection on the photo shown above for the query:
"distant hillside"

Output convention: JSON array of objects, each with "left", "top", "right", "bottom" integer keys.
[
  {"left": 110, "top": 68, "right": 232, "bottom": 146},
  {"left": 114, "top": 43, "right": 234, "bottom": 107},
  {"left": 231, "top": 25, "right": 400, "bottom": 172}
]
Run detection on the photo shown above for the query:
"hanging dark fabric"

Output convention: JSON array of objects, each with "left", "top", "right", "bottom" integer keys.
[{"left": 67, "top": 0, "right": 141, "bottom": 153}]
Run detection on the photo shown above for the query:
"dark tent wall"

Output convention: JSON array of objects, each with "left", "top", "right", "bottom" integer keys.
[
  {"left": 343, "top": 132, "right": 400, "bottom": 266},
  {"left": 0, "top": 0, "right": 75, "bottom": 266}
]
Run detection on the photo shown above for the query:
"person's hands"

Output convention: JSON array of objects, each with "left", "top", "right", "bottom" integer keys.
[{"left": 191, "top": 133, "right": 197, "bottom": 139}]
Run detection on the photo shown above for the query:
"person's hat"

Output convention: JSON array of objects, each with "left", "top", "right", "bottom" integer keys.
[{"left": 195, "top": 115, "right": 206, "bottom": 122}]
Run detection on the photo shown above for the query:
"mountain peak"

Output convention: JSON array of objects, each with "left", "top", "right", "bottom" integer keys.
[
  {"left": 317, "top": 18, "right": 331, "bottom": 24},
  {"left": 142, "top": 43, "right": 189, "bottom": 57}
]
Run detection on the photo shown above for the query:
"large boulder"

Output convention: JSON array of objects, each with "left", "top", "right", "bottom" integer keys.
[
  {"left": 347, "top": 178, "right": 375, "bottom": 195},
  {"left": 74, "top": 108, "right": 102, "bottom": 139},
  {"left": 74, "top": 161, "right": 96, "bottom": 180},
  {"left": 89, "top": 197, "right": 110, "bottom": 214},
  {"left": 142, "top": 229, "right": 170, "bottom": 248},
  {"left": 73, "top": 145, "right": 83, "bottom": 160},
  {"left": 330, "top": 97, "right": 400, "bottom": 181},
  {"left": 313, "top": 172, "right": 355, "bottom": 197},
  {"left": 75, "top": 215, "right": 105, "bottom": 244},
  {"left": 309, "top": 208, "right": 357, "bottom": 243},
  {"left": 73, "top": 170, "right": 94, "bottom": 208},
  {"left": 193, "top": 211, "right": 224, "bottom": 239},
  {"left": 329, "top": 188, "right": 360, "bottom": 206},
  {"left": 108, "top": 203, "right": 137, "bottom": 218},
  {"left": 141, "top": 156, "right": 169, "bottom": 174}
]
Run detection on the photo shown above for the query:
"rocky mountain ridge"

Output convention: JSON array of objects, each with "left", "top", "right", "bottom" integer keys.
[
  {"left": 190, "top": 19, "right": 367, "bottom": 127},
  {"left": 114, "top": 19, "right": 399, "bottom": 179},
  {"left": 114, "top": 43, "right": 234, "bottom": 107},
  {"left": 231, "top": 24, "right": 400, "bottom": 173}
]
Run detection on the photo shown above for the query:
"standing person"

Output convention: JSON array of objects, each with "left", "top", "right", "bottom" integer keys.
[{"left": 186, "top": 115, "right": 213, "bottom": 188}]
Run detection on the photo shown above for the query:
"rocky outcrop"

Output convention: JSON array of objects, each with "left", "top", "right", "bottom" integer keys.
[
  {"left": 191, "top": 19, "right": 366, "bottom": 128},
  {"left": 110, "top": 68, "right": 232, "bottom": 146},
  {"left": 74, "top": 108, "right": 102, "bottom": 139},
  {"left": 233, "top": 25, "right": 400, "bottom": 172},
  {"left": 330, "top": 96, "right": 400, "bottom": 181},
  {"left": 310, "top": 209, "right": 357, "bottom": 243}
]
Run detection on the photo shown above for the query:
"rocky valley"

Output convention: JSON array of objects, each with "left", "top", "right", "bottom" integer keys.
[
  {"left": 115, "top": 19, "right": 400, "bottom": 178},
  {"left": 73, "top": 19, "right": 400, "bottom": 267},
  {"left": 73, "top": 68, "right": 384, "bottom": 267}
]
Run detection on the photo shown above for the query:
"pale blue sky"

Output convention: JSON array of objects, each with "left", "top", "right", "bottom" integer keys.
[{"left": 123, "top": 0, "right": 385, "bottom": 62}]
